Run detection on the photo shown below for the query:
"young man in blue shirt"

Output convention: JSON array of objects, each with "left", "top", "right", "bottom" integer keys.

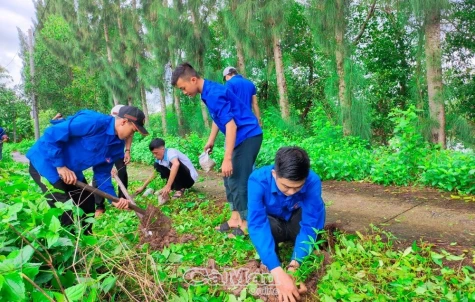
[
  {"left": 172, "top": 62, "right": 262, "bottom": 237},
  {"left": 27, "top": 106, "right": 148, "bottom": 233},
  {"left": 248, "top": 147, "right": 326, "bottom": 301},
  {"left": 223, "top": 67, "right": 262, "bottom": 126}
]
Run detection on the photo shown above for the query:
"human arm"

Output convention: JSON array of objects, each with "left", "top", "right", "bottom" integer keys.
[
  {"left": 135, "top": 170, "right": 157, "bottom": 194},
  {"left": 124, "top": 136, "right": 132, "bottom": 164},
  {"left": 44, "top": 113, "right": 98, "bottom": 183},
  {"left": 252, "top": 95, "right": 262, "bottom": 126},
  {"left": 160, "top": 157, "right": 180, "bottom": 197},
  {"left": 247, "top": 174, "right": 281, "bottom": 270},
  {"left": 221, "top": 120, "right": 236, "bottom": 177},
  {"left": 204, "top": 122, "right": 219, "bottom": 153},
  {"left": 291, "top": 173, "right": 326, "bottom": 264}
]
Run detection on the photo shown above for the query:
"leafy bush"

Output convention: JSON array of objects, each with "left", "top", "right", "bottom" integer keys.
[
  {"left": 420, "top": 149, "right": 475, "bottom": 194},
  {"left": 371, "top": 106, "right": 431, "bottom": 186}
]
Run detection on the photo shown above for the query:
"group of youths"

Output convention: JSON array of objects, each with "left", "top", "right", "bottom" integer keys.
[{"left": 23, "top": 63, "right": 326, "bottom": 301}]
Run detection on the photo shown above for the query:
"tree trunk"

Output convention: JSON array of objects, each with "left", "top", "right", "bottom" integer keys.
[
  {"left": 13, "top": 114, "right": 17, "bottom": 143},
  {"left": 236, "top": 40, "right": 246, "bottom": 76},
  {"left": 103, "top": 22, "right": 119, "bottom": 105},
  {"left": 159, "top": 87, "right": 167, "bottom": 135},
  {"left": 335, "top": 0, "right": 350, "bottom": 136},
  {"left": 425, "top": 10, "right": 446, "bottom": 148},
  {"left": 272, "top": 32, "right": 289, "bottom": 120},
  {"left": 174, "top": 92, "right": 184, "bottom": 135},
  {"left": 140, "top": 84, "right": 149, "bottom": 126},
  {"left": 28, "top": 28, "right": 40, "bottom": 140},
  {"left": 190, "top": 10, "right": 210, "bottom": 129}
]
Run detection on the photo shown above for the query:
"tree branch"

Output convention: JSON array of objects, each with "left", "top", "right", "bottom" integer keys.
[
  {"left": 352, "top": 0, "right": 377, "bottom": 45},
  {"left": 21, "top": 273, "right": 55, "bottom": 302}
]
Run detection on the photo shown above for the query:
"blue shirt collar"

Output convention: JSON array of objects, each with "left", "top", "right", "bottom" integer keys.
[
  {"left": 156, "top": 148, "right": 168, "bottom": 164},
  {"left": 106, "top": 117, "right": 116, "bottom": 136},
  {"left": 201, "top": 79, "right": 211, "bottom": 103}
]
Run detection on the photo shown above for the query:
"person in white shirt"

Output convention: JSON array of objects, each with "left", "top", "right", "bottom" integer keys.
[{"left": 135, "top": 138, "right": 198, "bottom": 200}]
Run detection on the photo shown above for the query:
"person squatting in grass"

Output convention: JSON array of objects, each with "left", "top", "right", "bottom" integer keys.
[
  {"left": 0, "top": 127, "right": 8, "bottom": 161},
  {"left": 26, "top": 106, "right": 148, "bottom": 234},
  {"left": 135, "top": 138, "right": 198, "bottom": 203},
  {"left": 222, "top": 66, "right": 262, "bottom": 126},
  {"left": 171, "top": 62, "right": 263, "bottom": 238},
  {"left": 248, "top": 146, "right": 326, "bottom": 302}
]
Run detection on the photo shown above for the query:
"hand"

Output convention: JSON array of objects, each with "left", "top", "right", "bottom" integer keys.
[
  {"left": 124, "top": 152, "right": 131, "bottom": 165},
  {"left": 221, "top": 158, "right": 233, "bottom": 177},
  {"left": 203, "top": 142, "right": 214, "bottom": 154},
  {"left": 57, "top": 167, "right": 77, "bottom": 185},
  {"left": 135, "top": 186, "right": 145, "bottom": 195},
  {"left": 258, "top": 118, "right": 263, "bottom": 127},
  {"left": 271, "top": 267, "right": 301, "bottom": 302},
  {"left": 160, "top": 185, "right": 171, "bottom": 198},
  {"left": 111, "top": 168, "right": 118, "bottom": 177},
  {"left": 112, "top": 198, "right": 129, "bottom": 210}
]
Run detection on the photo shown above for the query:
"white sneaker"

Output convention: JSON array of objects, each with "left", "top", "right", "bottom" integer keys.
[{"left": 143, "top": 188, "right": 154, "bottom": 196}]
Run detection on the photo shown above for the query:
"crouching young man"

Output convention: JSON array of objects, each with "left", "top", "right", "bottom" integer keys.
[
  {"left": 135, "top": 138, "right": 198, "bottom": 202},
  {"left": 26, "top": 106, "right": 149, "bottom": 234},
  {"left": 247, "top": 147, "right": 326, "bottom": 301}
]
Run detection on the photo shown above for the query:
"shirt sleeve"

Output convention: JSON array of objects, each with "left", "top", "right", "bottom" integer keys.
[
  {"left": 252, "top": 83, "right": 257, "bottom": 96},
  {"left": 167, "top": 149, "right": 178, "bottom": 161},
  {"left": 42, "top": 113, "right": 98, "bottom": 168},
  {"left": 93, "top": 162, "right": 116, "bottom": 203},
  {"left": 291, "top": 174, "right": 326, "bottom": 263},
  {"left": 247, "top": 173, "right": 281, "bottom": 270},
  {"left": 210, "top": 90, "right": 234, "bottom": 127}
]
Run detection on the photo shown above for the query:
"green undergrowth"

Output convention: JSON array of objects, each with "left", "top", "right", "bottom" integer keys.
[
  {"left": 127, "top": 105, "right": 474, "bottom": 195},
  {"left": 1, "top": 159, "right": 474, "bottom": 301}
]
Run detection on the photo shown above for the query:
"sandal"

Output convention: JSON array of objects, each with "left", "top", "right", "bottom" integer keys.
[
  {"left": 172, "top": 189, "right": 185, "bottom": 199},
  {"left": 216, "top": 222, "right": 232, "bottom": 233},
  {"left": 228, "top": 228, "right": 246, "bottom": 238}
]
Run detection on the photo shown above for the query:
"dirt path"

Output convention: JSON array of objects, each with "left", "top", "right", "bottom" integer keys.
[{"left": 11, "top": 151, "right": 29, "bottom": 163}]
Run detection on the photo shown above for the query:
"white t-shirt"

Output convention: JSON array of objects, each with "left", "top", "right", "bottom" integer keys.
[{"left": 155, "top": 148, "right": 198, "bottom": 181}]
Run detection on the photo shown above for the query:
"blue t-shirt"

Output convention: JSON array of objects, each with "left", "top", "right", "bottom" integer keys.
[
  {"left": 247, "top": 165, "right": 326, "bottom": 270},
  {"left": 225, "top": 75, "right": 257, "bottom": 109},
  {"left": 0, "top": 127, "right": 5, "bottom": 137},
  {"left": 201, "top": 79, "right": 262, "bottom": 147},
  {"left": 26, "top": 110, "right": 125, "bottom": 200}
]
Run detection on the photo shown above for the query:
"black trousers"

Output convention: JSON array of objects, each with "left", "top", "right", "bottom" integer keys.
[
  {"left": 93, "top": 157, "right": 128, "bottom": 209},
  {"left": 153, "top": 160, "right": 194, "bottom": 190},
  {"left": 29, "top": 164, "right": 95, "bottom": 234},
  {"left": 268, "top": 208, "right": 302, "bottom": 255},
  {"left": 223, "top": 134, "right": 263, "bottom": 218}
]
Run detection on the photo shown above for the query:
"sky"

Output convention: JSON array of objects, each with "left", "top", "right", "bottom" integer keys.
[{"left": 0, "top": 0, "right": 36, "bottom": 87}]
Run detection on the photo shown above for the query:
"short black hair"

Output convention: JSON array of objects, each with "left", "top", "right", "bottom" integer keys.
[
  {"left": 228, "top": 68, "right": 238, "bottom": 76},
  {"left": 171, "top": 62, "right": 200, "bottom": 86},
  {"left": 149, "top": 138, "right": 165, "bottom": 151},
  {"left": 274, "top": 146, "right": 310, "bottom": 181}
]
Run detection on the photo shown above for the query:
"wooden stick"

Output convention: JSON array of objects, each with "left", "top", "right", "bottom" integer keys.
[
  {"left": 113, "top": 174, "right": 144, "bottom": 219},
  {"left": 75, "top": 181, "right": 146, "bottom": 215}
]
